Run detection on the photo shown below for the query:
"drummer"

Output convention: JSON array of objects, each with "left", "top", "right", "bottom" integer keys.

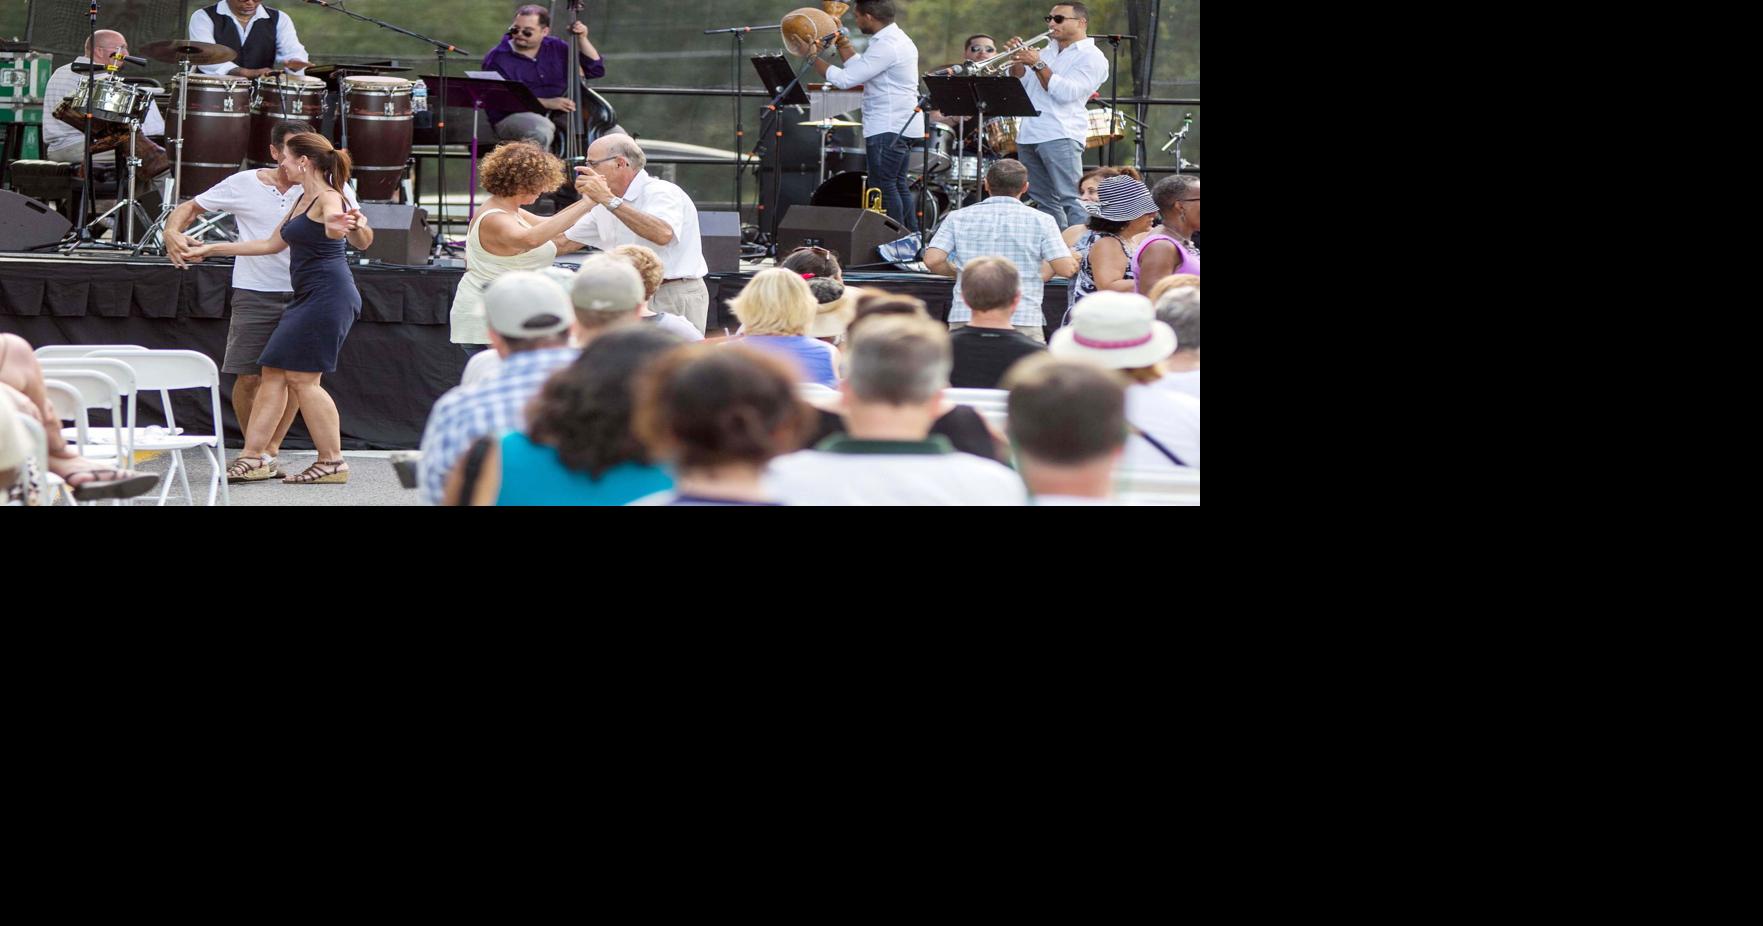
[
  {"left": 928, "top": 34, "right": 997, "bottom": 143},
  {"left": 39, "top": 30, "right": 167, "bottom": 167},
  {"left": 188, "top": 1, "right": 311, "bottom": 78}
]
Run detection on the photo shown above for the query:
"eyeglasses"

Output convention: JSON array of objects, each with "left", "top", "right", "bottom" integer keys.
[
  {"left": 586, "top": 155, "right": 622, "bottom": 167},
  {"left": 969, "top": 45, "right": 996, "bottom": 53},
  {"left": 1044, "top": 14, "right": 1085, "bottom": 23},
  {"left": 1176, "top": 198, "right": 1200, "bottom": 203},
  {"left": 510, "top": 27, "right": 539, "bottom": 37}
]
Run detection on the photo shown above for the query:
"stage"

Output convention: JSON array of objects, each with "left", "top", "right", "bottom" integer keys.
[{"left": 0, "top": 251, "right": 1070, "bottom": 449}]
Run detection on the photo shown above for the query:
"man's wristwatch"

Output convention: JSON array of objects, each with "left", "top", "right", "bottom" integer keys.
[
  {"left": 1032, "top": 61, "right": 1048, "bottom": 72},
  {"left": 605, "top": 196, "right": 624, "bottom": 210}
]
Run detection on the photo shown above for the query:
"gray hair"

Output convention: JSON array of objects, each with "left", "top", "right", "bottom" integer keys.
[
  {"left": 570, "top": 255, "right": 646, "bottom": 327},
  {"left": 844, "top": 315, "right": 952, "bottom": 405},
  {"left": 599, "top": 133, "right": 646, "bottom": 172},
  {"left": 1154, "top": 288, "right": 1200, "bottom": 352}
]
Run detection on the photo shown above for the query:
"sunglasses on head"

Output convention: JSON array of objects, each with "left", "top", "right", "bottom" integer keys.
[{"left": 1044, "top": 14, "right": 1084, "bottom": 23}]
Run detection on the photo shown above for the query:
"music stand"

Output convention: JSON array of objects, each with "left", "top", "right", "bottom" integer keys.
[
  {"left": 748, "top": 54, "right": 817, "bottom": 250},
  {"left": 750, "top": 55, "right": 811, "bottom": 107},
  {"left": 425, "top": 75, "right": 543, "bottom": 226},
  {"left": 924, "top": 74, "right": 1037, "bottom": 194}
]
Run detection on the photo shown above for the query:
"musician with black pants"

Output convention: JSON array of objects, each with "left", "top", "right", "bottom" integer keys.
[
  {"left": 188, "top": 1, "right": 311, "bottom": 78},
  {"left": 483, "top": 4, "right": 606, "bottom": 154},
  {"left": 809, "top": 0, "right": 922, "bottom": 233}
]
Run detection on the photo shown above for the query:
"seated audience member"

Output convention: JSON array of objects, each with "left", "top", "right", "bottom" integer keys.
[
  {"left": 807, "top": 277, "right": 856, "bottom": 345},
  {"left": 851, "top": 291, "right": 928, "bottom": 322},
  {"left": 445, "top": 326, "right": 682, "bottom": 506},
  {"left": 1153, "top": 287, "right": 1200, "bottom": 399},
  {"left": 948, "top": 256, "right": 1047, "bottom": 389},
  {"left": 1067, "top": 166, "right": 1145, "bottom": 249},
  {"left": 1004, "top": 357, "right": 1129, "bottom": 505},
  {"left": 1, "top": 395, "right": 27, "bottom": 501},
  {"left": 924, "top": 158, "right": 1077, "bottom": 344},
  {"left": 765, "top": 315, "right": 1027, "bottom": 506},
  {"left": 568, "top": 254, "right": 649, "bottom": 345},
  {"left": 1067, "top": 175, "right": 1160, "bottom": 323},
  {"left": 725, "top": 268, "right": 839, "bottom": 389},
  {"left": 1133, "top": 174, "right": 1201, "bottom": 295},
  {"left": 419, "top": 271, "right": 578, "bottom": 505},
  {"left": 1143, "top": 272, "right": 1200, "bottom": 306},
  {"left": 778, "top": 245, "right": 843, "bottom": 281},
  {"left": 0, "top": 333, "right": 159, "bottom": 502},
  {"left": 1050, "top": 292, "right": 1200, "bottom": 469},
  {"left": 611, "top": 244, "right": 705, "bottom": 342},
  {"left": 631, "top": 346, "right": 816, "bottom": 505}
]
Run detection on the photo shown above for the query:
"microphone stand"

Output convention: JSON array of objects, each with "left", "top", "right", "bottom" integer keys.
[
  {"left": 747, "top": 38, "right": 830, "bottom": 257},
  {"left": 1100, "top": 34, "right": 1135, "bottom": 168},
  {"left": 62, "top": 0, "right": 125, "bottom": 251},
  {"left": 704, "top": 23, "right": 781, "bottom": 233},
  {"left": 299, "top": 0, "right": 472, "bottom": 260},
  {"left": 1161, "top": 112, "right": 1194, "bottom": 175}
]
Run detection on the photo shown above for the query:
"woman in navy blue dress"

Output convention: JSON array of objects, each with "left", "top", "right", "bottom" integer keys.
[{"left": 189, "top": 133, "right": 366, "bottom": 485}]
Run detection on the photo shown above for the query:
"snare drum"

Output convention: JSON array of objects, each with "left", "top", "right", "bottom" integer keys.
[
  {"left": 1084, "top": 106, "right": 1127, "bottom": 149},
  {"left": 342, "top": 75, "right": 413, "bottom": 201},
  {"left": 983, "top": 117, "right": 1020, "bottom": 156},
  {"left": 950, "top": 156, "right": 985, "bottom": 184},
  {"left": 168, "top": 74, "right": 252, "bottom": 198},
  {"left": 250, "top": 73, "right": 327, "bottom": 166}
]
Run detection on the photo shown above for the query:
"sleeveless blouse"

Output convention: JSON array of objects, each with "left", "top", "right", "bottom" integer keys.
[
  {"left": 450, "top": 207, "right": 559, "bottom": 344},
  {"left": 1130, "top": 233, "right": 1201, "bottom": 292},
  {"left": 1066, "top": 231, "right": 1131, "bottom": 326}
]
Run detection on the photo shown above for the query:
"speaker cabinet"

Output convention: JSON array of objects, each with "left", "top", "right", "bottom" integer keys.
[
  {"left": 775, "top": 206, "right": 908, "bottom": 268},
  {"left": 354, "top": 203, "right": 432, "bottom": 265},
  {"left": 0, "top": 189, "right": 73, "bottom": 252},
  {"left": 698, "top": 210, "right": 741, "bottom": 273}
]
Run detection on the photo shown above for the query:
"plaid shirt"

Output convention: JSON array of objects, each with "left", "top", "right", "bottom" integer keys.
[
  {"left": 418, "top": 347, "right": 578, "bottom": 505},
  {"left": 927, "top": 196, "right": 1072, "bottom": 326}
]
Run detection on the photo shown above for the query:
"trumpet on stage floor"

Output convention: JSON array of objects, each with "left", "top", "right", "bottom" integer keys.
[{"left": 959, "top": 31, "right": 1052, "bottom": 76}]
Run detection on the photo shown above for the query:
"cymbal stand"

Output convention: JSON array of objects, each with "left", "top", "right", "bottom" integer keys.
[
  {"left": 85, "top": 110, "right": 153, "bottom": 244},
  {"left": 135, "top": 57, "right": 195, "bottom": 254}
]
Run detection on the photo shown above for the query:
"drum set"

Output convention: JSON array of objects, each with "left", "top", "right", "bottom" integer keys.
[{"left": 48, "top": 38, "right": 418, "bottom": 251}]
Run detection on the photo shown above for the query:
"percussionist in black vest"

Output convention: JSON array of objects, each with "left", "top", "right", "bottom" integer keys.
[{"left": 188, "top": 0, "right": 311, "bottom": 79}]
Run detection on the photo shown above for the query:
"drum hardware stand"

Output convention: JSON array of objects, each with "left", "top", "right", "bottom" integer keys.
[
  {"left": 61, "top": 0, "right": 125, "bottom": 252},
  {"left": 135, "top": 56, "right": 197, "bottom": 255},
  {"left": 705, "top": 22, "right": 782, "bottom": 236},
  {"left": 1161, "top": 111, "right": 1194, "bottom": 173},
  {"left": 1099, "top": 34, "right": 1135, "bottom": 168},
  {"left": 84, "top": 111, "right": 153, "bottom": 244},
  {"left": 298, "top": 0, "right": 472, "bottom": 260}
]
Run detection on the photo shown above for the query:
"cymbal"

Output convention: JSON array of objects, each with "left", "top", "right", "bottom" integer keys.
[
  {"left": 803, "top": 119, "right": 862, "bottom": 129},
  {"left": 140, "top": 39, "right": 237, "bottom": 65}
]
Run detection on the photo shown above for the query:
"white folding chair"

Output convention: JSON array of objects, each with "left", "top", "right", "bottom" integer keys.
[
  {"left": 33, "top": 344, "right": 148, "bottom": 360},
  {"left": 38, "top": 357, "right": 140, "bottom": 468},
  {"left": 44, "top": 372, "right": 139, "bottom": 506},
  {"left": 1113, "top": 466, "right": 1201, "bottom": 506},
  {"left": 945, "top": 387, "right": 1010, "bottom": 407},
  {"left": 88, "top": 350, "right": 229, "bottom": 507}
]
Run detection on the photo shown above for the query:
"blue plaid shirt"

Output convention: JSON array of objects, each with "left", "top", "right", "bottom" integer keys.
[
  {"left": 418, "top": 347, "right": 579, "bottom": 505},
  {"left": 927, "top": 196, "right": 1072, "bottom": 326}
]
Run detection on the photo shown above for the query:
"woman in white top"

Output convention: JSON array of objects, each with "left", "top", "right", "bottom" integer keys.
[
  {"left": 450, "top": 142, "right": 597, "bottom": 346},
  {"left": 1048, "top": 291, "right": 1199, "bottom": 470}
]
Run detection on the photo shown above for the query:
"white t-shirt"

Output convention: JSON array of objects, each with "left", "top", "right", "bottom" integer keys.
[
  {"left": 1124, "top": 383, "right": 1201, "bottom": 470},
  {"left": 564, "top": 170, "right": 707, "bottom": 279},
  {"left": 765, "top": 439, "right": 1027, "bottom": 506},
  {"left": 460, "top": 349, "right": 502, "bottom": 387},
  {"left": 193, "top": 170, "right": 356, "bottom": 293},
  {"left": 643, "top": 311, "right": 704, "bottom": 342},
  {"left": 1158, "top": 369, "right": 1200, "bottom": 400}
]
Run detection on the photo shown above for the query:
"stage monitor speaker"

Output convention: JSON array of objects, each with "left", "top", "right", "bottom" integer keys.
[
  {"left": 775, "top": 206, "right": 909, "bottom": 268},
  {"left": 355, "top": 203, "right": 432, "bottom": 266},
  {"left": 699, "top": 210, "right": 740, "bottom": 273},
  {"left": 0, "top": 189, "right": 73, "bottom": 252}
]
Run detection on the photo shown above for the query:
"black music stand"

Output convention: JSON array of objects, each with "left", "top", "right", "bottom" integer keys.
[
  {"left": 424, "top": 76, "right": 543, "bottom": 228},
  {"left": 750, "top": 55, "right": 812, "bottom": 107},
  {"left": 924, "top": 74, "right": 1038, "bottom": 189},
  {"left": 748, "top": 54, "right": 817, "bottom": 251}
]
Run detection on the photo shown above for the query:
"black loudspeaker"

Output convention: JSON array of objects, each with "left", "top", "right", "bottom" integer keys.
[
  {"left": 0, "top": 189, "right": 73, "bottom": 252},
  {"left": 355, "top": 203, "right": 432, "bottom": 265},
  {"left": 776, "top": 206, "right": 909, "bottom": 267},
  {"left": 699, "top": 210, "right": 740, "bottom": 273}
]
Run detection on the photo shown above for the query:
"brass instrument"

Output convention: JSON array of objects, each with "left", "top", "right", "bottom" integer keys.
[{"left": 961, "top": 31, "right": 1053, "bottom": 76}]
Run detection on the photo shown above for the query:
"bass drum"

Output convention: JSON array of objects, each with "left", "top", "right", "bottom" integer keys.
[{"left": 809, "top": 170, "right": 869, "bottom": 209}]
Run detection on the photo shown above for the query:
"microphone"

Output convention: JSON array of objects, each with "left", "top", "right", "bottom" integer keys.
[
  {"left": 120, "top": 54, "right": 148, "bottom": 67},
  {"left": 822, "top": 32, "right": 841, "bottom": 47},
  {"left": 1101, "top": 34, "right": 1138, "bottom": 41}
]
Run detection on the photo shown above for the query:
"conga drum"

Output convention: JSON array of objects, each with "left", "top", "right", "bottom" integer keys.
[
  {"left": 342, "top": 75, "right": 413, "bottom": 201},
  {"left": 249, "top": 73, "right": 327, "bottom": 166},
  {"left": 167, "top": 74, "right": 251, "bottom": 199}
]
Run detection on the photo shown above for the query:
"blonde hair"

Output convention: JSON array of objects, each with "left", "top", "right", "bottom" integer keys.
[
  {"left": 611, "top": 245, "right": 665, "bottom": 300},
  {"left": 729, "top": 268, "right": 816, "bottom": 336},
  {"left": 1143, "top": 273, "right": 1200, "bottom": 305}
]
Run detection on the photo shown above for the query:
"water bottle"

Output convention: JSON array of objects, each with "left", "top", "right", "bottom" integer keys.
[{"left": 412, "top": 80, "right": 431, "bottom": 129}]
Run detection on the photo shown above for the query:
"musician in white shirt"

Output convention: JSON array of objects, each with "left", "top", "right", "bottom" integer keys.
[
  {"left": 39, "top": 31, "right": 167, "bottom": 164},
  {"left": 809, "top": 0, "right": 923, "bottom": 232},
  {"left": 1006, "top": 3, "right": 1109, "bottom": 227},
  {"left": 187, "top": 1, "right": 311, "bottom": 78}
]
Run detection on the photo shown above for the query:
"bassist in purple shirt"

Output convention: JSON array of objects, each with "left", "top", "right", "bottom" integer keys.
[{"left": 483, "top": 4, "right": 606, "bottom": 153}]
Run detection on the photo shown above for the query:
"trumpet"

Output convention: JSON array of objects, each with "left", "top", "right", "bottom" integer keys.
[{"left": 960, "top": 31, "right": 1053, "bottom": 76}]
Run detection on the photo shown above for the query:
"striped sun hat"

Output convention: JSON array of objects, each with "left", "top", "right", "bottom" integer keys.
[{"left": 1093, "top": 175, "right": 1159, "bottom": 222}]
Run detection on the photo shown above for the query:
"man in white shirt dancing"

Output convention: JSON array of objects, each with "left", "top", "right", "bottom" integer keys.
[
  {"left": 809, "top": 0, "right": 923, "bottom": 232},
  {"left": 1006, "top": 3, "right": 1108, "bottom": 227}
]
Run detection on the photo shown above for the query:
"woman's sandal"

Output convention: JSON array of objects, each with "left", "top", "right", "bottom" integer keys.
[
  {"left": 64, "top": 467, "right": 160, "bottom": 502},
  {"left": 284, "top": 459, "right": 349, "bottom": 484},
  {"left": 227, "top": 454, "right": 278, "bottom": 482}
]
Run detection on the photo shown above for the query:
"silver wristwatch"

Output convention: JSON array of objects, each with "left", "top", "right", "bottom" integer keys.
[
  {"left": 1032, "top": 61, "right": 1048, "bottom": 72},
  {"left": 606, "top": 196, "right": 624, "bottom": 210}
]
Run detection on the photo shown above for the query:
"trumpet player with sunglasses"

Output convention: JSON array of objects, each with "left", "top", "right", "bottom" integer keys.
[{"left": 1005, "top": 3, "right": 1108, "bottom": 227}]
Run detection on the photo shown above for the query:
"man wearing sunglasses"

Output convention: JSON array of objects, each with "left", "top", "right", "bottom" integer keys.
[
  {"left": 482, "top": 4, "right": 606, "bottom": 151},
  {"left": 929, "top": 34, "right": 997, "bottom": 139},
  {"left": 1005, "top": 3, "right": 1108, "bottom": 227}
]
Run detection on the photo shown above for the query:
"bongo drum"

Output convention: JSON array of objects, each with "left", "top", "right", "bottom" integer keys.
[
  {"left": 249, "top": 73, "right": 327, "bottom": 166},
  {"left": 342, "top": 75, "right": 413, "bottom": 201},
  {"left": 167, "top": 74, "right": 251, "bottom": 198}
]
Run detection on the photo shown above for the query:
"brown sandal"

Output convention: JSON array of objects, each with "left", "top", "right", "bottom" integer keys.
[
  {"left": 283, "top": 459, "right": 349, "bottom": 484},
  {"left": 227, "top": 454, "right": 277, "bottom": 482}
]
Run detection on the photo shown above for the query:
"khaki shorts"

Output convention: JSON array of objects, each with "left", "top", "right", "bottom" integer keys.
[{"left": 224, "top": 290, "right": 294, "bottom": 375}]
